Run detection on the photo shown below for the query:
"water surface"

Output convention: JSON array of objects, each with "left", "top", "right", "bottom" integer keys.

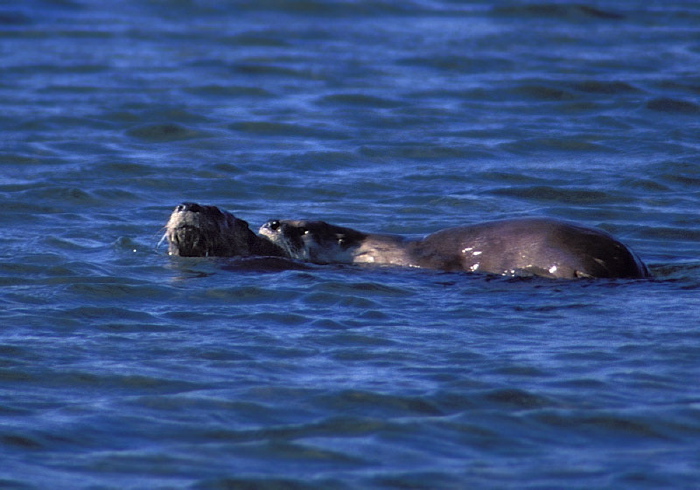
[{"left": 2, "top": 1, "right": 700, "bottom": 488}]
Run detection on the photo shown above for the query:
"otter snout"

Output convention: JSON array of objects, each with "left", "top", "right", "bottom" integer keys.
[
  {"left": 260, "top": 220, "right": 311, "bottom": 238},
  {"left": 260, "top": 220, "right": 308, "bottom": 241},
  {"left": 175, "top": 202, "right": 204, "bottom": 213},
  {"left": 263, "top": 220, "right": 282, "bottom": 232},
  {"left": 259, "top": 220, "right": 284, "bottom": 243},
  {"left": 174, "top": 202, "right": 229, "bottom": 220}
]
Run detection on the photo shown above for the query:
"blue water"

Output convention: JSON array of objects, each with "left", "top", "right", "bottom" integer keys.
[{"left": 2, "top": 0, "right": 700, "bottom": 488}]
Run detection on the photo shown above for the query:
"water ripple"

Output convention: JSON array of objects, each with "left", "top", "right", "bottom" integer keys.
[{"left": 2, "top": 0, "right": 700, "bottom": 487}]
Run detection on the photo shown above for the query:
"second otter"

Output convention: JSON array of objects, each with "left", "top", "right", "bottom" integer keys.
[{"left": 259, "top": 218, "right": 650, "bottom": 279}]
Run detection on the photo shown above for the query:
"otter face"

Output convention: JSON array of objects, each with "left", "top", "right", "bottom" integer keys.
[
  {"left": 164, "top": 202, "right": 253, "bottom": 257},
  {"left": 259, "top": 220, "right": 363, "bottom": 264}
]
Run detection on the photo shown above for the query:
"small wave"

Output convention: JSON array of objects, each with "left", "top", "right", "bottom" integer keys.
[
  {"left": 318, "top": 93, "right": 402, "bottom": 109},
  {"left": 492, "top": 4, "right": 624, "bottom": 21},
  {"left": 229, "top": 121, "right": 348, "bottom": 140},
  {"left": 183, "top": 84, "right": 271, "bottom": 98},
  {"left": 646, "top": 97, "right": 700, "bottom": 115},
  {"left": 490, "top": 185, "right": 627, "bottom": 205},
  {"left": 569, "top": 80, "right": 640, "bottom": 95},
  {"left": 126, "top": 123, "right": 215, "bottom": 143}
]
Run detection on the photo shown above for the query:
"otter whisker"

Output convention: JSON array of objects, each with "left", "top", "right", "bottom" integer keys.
[{"left": 156, "top": 232, "right": 168, "bottom": 250}]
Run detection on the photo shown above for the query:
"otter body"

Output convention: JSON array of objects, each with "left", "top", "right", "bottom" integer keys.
[
  {"left": 259, "top": 218, "right": 650, "bottom": 279},
  {"left": 164, "top": 202, "right": 285, "bottom": 258}
]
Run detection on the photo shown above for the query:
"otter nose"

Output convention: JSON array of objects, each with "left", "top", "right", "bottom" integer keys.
[{"left": 176, "top": 202, "right": 203, "bottom": 213}]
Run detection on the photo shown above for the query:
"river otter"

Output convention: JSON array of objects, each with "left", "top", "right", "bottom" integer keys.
[
  {"left": 163, "top": 202, "right": 286, "bottom": 258},
  {"left": 259, "top": 218, "right": 650, "bottom": 279}
]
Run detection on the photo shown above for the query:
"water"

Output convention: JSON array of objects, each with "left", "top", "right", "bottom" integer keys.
[{"left": 2, "top": 0, "right": 700, "bottom": 487}]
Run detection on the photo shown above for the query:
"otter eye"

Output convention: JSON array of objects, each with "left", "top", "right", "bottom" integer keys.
[
  {"left": 268, "top": 220, "right": 281, "bottom": 231},
  {"left": 299, "top": 228, "right": 309, "bottom": 235}
]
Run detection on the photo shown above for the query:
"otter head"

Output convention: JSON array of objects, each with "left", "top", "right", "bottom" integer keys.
[
  {"left": 259, "top": 219, "right": 366, "bottom": 264},
  {"left": 164, "top": 202, "right": 257, "bottom": 257}
]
